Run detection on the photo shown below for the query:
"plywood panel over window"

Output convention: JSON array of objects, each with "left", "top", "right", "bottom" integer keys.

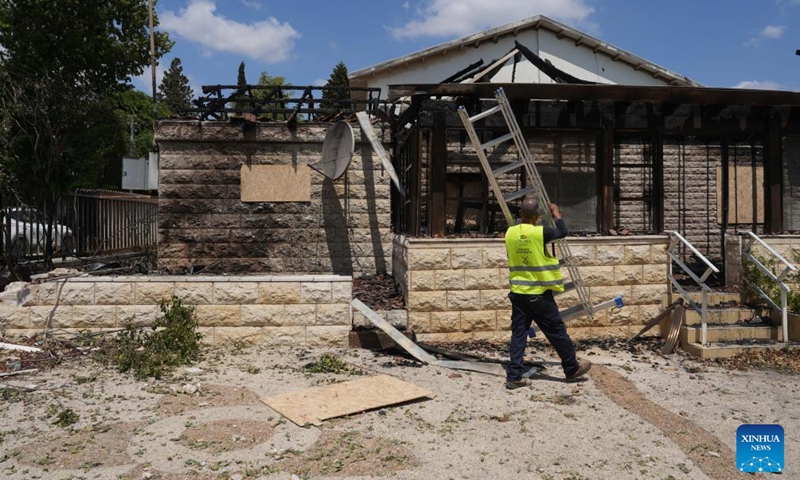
[
  {"left": 716, "top": 164, "right": 764, "bottom": 224},
  {"left": 241, "top": 165, "right": 311, "bottom": 202}
]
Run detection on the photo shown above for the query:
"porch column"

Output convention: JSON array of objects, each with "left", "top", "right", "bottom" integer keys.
[
  {"left": 765, "top": 114, "right": 783, "bottom": 233},
  {"left": 429, "top": 111, "right": 447, "bottom": 236},
  {"left": 597, "top": 126, "right": 615, "bottom": 233},
  {"left": 652, "top": 130, "right": 665, "bottom": 232}
]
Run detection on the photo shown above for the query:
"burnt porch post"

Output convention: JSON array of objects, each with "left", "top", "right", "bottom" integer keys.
[
  {"left": 765, "top": 113, "right": 783, "bottom": 233},
  {"left": 429, "top": 110, "right": 447, "bottom": 236},
  {"left": 597, "top": 125, "right": 615, "bottom": 233}
]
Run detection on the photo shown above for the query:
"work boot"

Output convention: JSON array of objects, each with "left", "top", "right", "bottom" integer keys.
[
  {"left": 505, "top": 378, "right": 531, "bottom": 390},
  {"left": 565, "top": 358, "right": 592, "bottom": 382}
]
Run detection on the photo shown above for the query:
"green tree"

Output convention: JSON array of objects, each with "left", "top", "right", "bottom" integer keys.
[
  {"left": 0, "top": 0, "right": 172, "bottom": 268},
  {"left": 158, "top": 57, "right": 193, "bottom": 116},
  {"left": 253, "top": 71, "right": 289, "bottom": 120},
  {"left": 321, "top": 61, "right": 351, "bottom": 112}
]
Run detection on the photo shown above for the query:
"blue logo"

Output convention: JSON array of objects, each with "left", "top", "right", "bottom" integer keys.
[{"left": 736, "top": 424, "right": 784, "bottom": 473}]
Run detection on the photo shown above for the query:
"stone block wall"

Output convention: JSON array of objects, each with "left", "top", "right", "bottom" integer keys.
[
  {"left": 0, "top": 275, "right": 352, "bottom": 346},
  {"left": 156, "top": 120, "right": 392, "bottom": 276},
  {"left": 393, "top": 234, "right": 669, "bottom": 342},
  {"left": 663, "top": 140, "right": 722, "bottom": 260}
]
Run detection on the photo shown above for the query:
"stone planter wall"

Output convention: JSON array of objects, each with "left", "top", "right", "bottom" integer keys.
[
  {"left": 393, "top": 234, "right": 670, "bottom": 342},
  {"left": 0, "top": 275, "right": 352, "bottom": 346},
  {"left": 725, "top": 234, "right": 800, "bottom": 288}
]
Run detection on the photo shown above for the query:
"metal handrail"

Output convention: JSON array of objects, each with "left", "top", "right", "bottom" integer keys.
[
  {"left": 741, "top": 231, "right": 797, "bottom": 344},
  {"left": 666, "top": 231, "right": 720, "bottom": 346}
]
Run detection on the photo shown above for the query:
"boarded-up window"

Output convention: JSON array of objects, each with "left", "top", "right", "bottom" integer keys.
[
  {"left": 241, "top": 165, "right": 311, "bottom": 202},
  {"left": 716, "top": 164, "right": 764, "bottom": 224}
]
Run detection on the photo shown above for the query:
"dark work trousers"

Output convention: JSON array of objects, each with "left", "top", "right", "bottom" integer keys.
[{"left": 507, "top": 290, "right": 579, "bottom": 381}]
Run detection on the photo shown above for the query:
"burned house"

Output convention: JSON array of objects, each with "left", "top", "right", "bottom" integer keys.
[{"left": 150, "top": 16, "right": 800, "bottom": 345}]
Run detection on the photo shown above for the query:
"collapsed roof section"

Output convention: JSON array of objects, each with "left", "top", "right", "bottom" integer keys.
[{"left": 351, "top": 15, "right": 701, "bottom": 92}]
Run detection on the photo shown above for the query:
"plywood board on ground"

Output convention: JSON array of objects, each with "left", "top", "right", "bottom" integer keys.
[
  {"left": 260, "top": 374, "right": 434, "bottom": 426},
  {"left": 241, "top": 165, "right": 311, "bottom": 202}
]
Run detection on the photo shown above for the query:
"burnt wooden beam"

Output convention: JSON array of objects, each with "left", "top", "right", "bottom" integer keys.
[
  {"left": 765, "top": 114, "right": 783, "bottom": 233},
  {"left": 430, "top": 111, "right": 448, "bottom": 236},
  {"left": 597, "top": 126, "right": 615, "bottom": 232},
  {"left": 652, "top": 129, "right": 665, "bottom": 232},
  {"left": 720, "top": 136, "right": 730, "bottom": 251},
  {"left": 513, "top": 40, "right": 596, "bottom": 85},
  {"left": 388, "top": 83, "right": 800, "bottom": 107},
  {"left": 441, "top": 58, "right": 485, "bottom": 84}
]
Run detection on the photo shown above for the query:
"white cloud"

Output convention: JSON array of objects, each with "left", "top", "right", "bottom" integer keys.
[
  {"left": 313, "top": 78, "right": 327, "bottom": 86},
  {"left": 745, "top": 24, "right": 787, "bottom": 46},
  {"left": 389, "top": 0, "right": 595, "bottom": 39},
  {"left": 733, "top": 80, "right": 785, "bottom": 90},
  {"left": 762, "top": 25, "right": 787, "bottom": 38},
  {"left": 241, "top": 0, "right": 262, "bottom": 9},
  {"left": 160, "top": 0, "right": 300, "bottom": 62}
]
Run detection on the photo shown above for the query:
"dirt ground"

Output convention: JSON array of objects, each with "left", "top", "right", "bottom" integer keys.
[{"left": 1, "top": 335, "right": 798, "bottom": 480}]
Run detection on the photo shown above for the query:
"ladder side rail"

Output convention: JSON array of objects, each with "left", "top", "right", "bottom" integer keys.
[
  {"left": 495, "top": 88, "right": 593, "bottom": 319},
  {"left": 457, "top": 107, "right": 515, "bottom": 226}
]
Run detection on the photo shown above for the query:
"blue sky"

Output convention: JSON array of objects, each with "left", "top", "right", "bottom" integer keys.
[{"left": 136, "top": 0, "right": 800, "bottom": 97}]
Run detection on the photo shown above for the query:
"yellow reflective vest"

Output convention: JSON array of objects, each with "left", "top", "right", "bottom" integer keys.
[{"left": 505, "top": 223, "right": 564, "bottom": 295}]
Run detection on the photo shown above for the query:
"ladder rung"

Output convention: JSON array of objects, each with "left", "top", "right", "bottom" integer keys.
[
  {"left": 503, "top": 186, "right": 536, "bottom": 203},
  {"left": 492, "top": 160, "right": 524, "bottom": 177},
  {"left": 480, "top": 132, "right": 514, "bottom": 151},
  {"left": 468, "top": 105, "right": 502, "bottom": 123}
]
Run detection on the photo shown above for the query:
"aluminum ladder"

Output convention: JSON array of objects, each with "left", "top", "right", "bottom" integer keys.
[{"left": 457, "top": 87, "right": 597, "bottom": 321}]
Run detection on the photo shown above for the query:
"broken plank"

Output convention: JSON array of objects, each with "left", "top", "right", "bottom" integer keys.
[
  {"left": 260, "top": 374, "right": 433, "bottom": 426},
  {"left": 355, "top": 111, "right": 406, "bottom": 197}
]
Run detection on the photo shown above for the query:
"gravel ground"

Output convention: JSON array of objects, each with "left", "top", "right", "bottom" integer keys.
[{"left": 1, "top": 336, "right": 798, "bottom": 480}]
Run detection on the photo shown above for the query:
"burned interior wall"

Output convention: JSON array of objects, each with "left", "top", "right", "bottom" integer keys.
[
  {"left": 783, "top": 136, "right": 800, "bottom": 232},
  {"left": 156, "top": 120, "right": 392, "bottom": 276}
]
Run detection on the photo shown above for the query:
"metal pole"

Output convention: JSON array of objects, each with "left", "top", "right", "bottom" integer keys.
[{"left": 149, "top": 0, "right": 157, "bottom": 146}]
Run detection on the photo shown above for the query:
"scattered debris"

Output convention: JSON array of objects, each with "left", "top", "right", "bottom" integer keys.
[
  {"left": 353, "top": 274, "right": 404, "bottom": 310},
  {"left": 714, "top": 348, "right": 800, "bottom": 373}
]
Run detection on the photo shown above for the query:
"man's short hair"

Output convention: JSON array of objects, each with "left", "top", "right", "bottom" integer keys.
[{"left": 520, "top": 197, "right": 540, "bottom": 220}]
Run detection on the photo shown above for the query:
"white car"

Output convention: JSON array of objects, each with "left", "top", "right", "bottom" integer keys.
[{"left": 1, "top": 207, "right": 74, "bottom": 259}]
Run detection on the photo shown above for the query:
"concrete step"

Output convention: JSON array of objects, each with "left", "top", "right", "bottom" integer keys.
[
  {"left": 679, "top": 323, "right": 778, "bottom": 344},
  {"left": 682, "top": 340, "right": 800, "bottom": 359},
  {"left": 684, "top": 308, "right": 758, "bottom": 326},
  {"left": 663, "top": 292, "right": 742, "bottom": 306}
]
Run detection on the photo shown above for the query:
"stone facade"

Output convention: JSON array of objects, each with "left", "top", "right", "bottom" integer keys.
[
  {"left": 156, "top": 121, "right": 392, "bottom": 276},
  {"left": 0, "top": 275, "right": 352, "bottom": 346},
  {"left": 393, "top": 234, "right": 669, "bottom": 342}
]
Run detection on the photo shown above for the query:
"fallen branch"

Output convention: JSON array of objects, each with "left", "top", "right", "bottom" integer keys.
[
  {"left": 0, "top": 341, "right": 43, "bottom": 353},
  {"left": 0, "top": 368, "right": 39, "bottom": 378}
]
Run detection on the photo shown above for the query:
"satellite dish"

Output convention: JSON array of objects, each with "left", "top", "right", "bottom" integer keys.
[{"left": 318, "top": 121, "right": 354, "bottom": 180}]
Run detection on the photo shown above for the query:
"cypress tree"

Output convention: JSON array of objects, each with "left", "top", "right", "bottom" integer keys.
[
  {"left": 321, "top": 61, "right": 350, "bottom": 112},
  {"left": 158, "top": 57, "right": 193, "bottom": 116}
]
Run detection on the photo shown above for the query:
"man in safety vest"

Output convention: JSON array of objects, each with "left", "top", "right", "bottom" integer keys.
[{"left": 504, "top": 197, "right": 591, "bottom": 389}]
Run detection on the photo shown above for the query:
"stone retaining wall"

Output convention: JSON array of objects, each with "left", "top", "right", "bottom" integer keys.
[
  {"left": 393, "top": 234, "right": 669, "bottom": 342},
  {"left": 0, "top": 275, "right": 352, "bottom": 346}
]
